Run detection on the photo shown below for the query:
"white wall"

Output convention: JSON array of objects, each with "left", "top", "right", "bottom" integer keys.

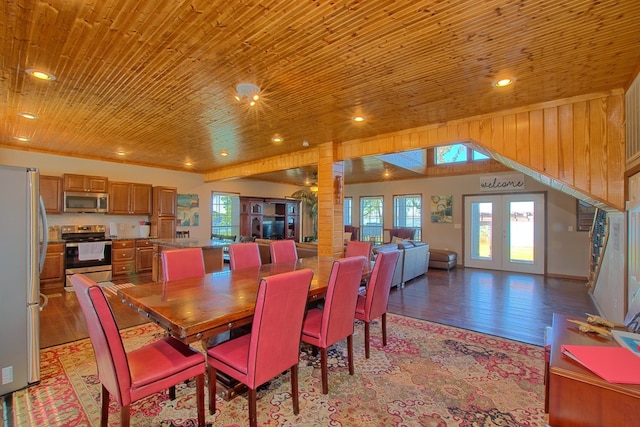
[
  {"left": 593, "top": 212, "right": 626, "bottom": 323},
  {"left": 345, "top": 171, "right": 590, "bottom": 278},
  {"left": 0, "top": 149, "right": 303, "bottom": 241}
]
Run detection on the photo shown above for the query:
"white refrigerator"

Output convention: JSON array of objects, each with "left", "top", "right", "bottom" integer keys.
[{"left": 0, "top": 165, "right": 48, "bottom": 396}]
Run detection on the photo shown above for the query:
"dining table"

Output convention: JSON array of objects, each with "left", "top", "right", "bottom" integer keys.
[
  {"left": 117, "top": 255, "right": 373, "bottom": 345},
  {"left": 117, "top": 255, "right": 372, "bottom": 400}
]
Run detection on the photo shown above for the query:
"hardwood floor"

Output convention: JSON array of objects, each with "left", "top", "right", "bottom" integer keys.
[{"left": 40, "top": 267, "right": 597, "bottom": 349}]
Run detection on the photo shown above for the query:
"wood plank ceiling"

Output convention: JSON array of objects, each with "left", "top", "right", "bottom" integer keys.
[{"left": 1, "top": 1, "right": 640, "bottom": 185}]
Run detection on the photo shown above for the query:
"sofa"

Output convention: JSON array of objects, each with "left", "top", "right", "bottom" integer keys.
[{"left": 373, "top": 240, "right": 430, "bottom": 287}]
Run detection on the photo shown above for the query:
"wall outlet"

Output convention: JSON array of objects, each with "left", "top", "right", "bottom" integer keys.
[{"left": 2, "top": 366, "right": 13, "bottom": 384}]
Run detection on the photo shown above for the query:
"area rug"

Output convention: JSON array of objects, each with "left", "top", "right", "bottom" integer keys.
[{"left": 11, "top": 314, "right": 549, "bottom": 426}]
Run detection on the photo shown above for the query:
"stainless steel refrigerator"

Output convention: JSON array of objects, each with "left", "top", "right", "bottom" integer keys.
[{"left": 0, "top": 165, "right": 48, "bottom": 396}]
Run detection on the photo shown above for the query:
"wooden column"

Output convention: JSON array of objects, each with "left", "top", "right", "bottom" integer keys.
[{"left": 316, "top": 142, "right": 344, "bottom": 258}]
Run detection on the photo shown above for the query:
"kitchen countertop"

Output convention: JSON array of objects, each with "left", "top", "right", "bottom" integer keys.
[{"left": 151, "top": 238, "right": 229, "bottom": 249}]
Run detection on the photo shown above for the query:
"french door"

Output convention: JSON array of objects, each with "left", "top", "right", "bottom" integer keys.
[{"left": 464, "top": 193, "right": 545, "bottom": 274}]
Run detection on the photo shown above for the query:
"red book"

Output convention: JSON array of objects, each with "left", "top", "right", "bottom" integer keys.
[{"left": 561, "top": 344, "right": 640, "bottom": 384}]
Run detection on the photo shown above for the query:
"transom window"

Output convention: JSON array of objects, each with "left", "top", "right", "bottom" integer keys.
[
  {"left": 360, "top": 196, "right": 384, "bottom": 244},
  {"left": 393, "top": 194, "right": 422, "bottom": 240},
  {"left": 435, "top": 144, "right": 490, "bottom": 164}
]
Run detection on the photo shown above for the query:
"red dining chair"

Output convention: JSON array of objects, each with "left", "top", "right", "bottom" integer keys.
[
  {"left": 355, "top": 249, "right": 401, "bottom": 358},
  {"left": 228, "top": 242, "right": 262, "bottom": 270},
  {"left": 71, "top": 274, "right": 205, "bottom": 427},
  {"left": 269, "top": 239, "right": 298, "bottom": 263},
  {"left": 161, "top": 247, "right": 205, "bottom": 281},
  {"left": 345, "top": 240, "right": 373, "bottom": 261},
  {"left": 301, "top": 256, "right": 367, "bottom": 394},
  {"left": 206, "top": 268, "right": 313, "bottom": 427}
]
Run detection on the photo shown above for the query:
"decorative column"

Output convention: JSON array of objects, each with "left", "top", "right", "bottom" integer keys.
[{"left": 316, "top": 142, "right": 344, "bottom": 258}]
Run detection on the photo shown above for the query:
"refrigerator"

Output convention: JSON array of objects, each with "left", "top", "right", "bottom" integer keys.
[{"left": 0, "top": 165, "right": 48, "bottom": 396}]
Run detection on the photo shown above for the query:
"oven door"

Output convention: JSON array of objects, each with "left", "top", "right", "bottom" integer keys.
[{"left": 65, "top": 241, "right": 112, "bottom": 270}]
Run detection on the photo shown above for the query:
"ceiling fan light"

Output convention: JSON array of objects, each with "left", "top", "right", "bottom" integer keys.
[
  {"left": 235, "top": 83, "right": 261, "bottom": 105},
  {"left": 310, "top": 185, "right": 319, "bottom": 192}
]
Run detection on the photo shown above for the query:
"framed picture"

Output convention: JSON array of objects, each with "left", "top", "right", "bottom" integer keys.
[
  {"left": 431, "top": 195, "right": 452, "bottom": 223},
  {"left": 177, "top": 194, "right": 200, "bottom": 226},
  {"left": 577, "top": 200, "right": 596, "bottom": 231}
]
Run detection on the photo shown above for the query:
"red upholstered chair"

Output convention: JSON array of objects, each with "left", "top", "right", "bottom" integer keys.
[
  {"left": 71, "top": 274, "right": 205, "bottom": 427},
  {"left": 161, "top": 247, "right": 205, "bottom": 281},
  {"left": 301, "top": 256, "right": 367, "bottom": 394},
  {"left": 228, "top": 242, "right": 262, "bottom": 270},
  {"left": 345, "top": 240, "right": 373, "bottom": 261},
  {"left": 269, "top": 239, "right": 298, "bottom": 263},
  {"left": 206, "top": 268, "right": 313, "bottom": 427},
  {"left": 355, "top": 249, "right": 401, "bottom": 358}
]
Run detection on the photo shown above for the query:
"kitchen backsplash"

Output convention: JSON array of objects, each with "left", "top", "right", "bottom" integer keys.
[{"left": 46, "top": 214, "right": 150, "bottom": 238}]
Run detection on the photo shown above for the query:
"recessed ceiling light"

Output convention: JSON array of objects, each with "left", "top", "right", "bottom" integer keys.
[
  {"left": 220, "top": 151, "right": 229, "bottom": 157},
  {"left": 185, "top": 161, "right": 193, "bottom": 166},
  {"left": 25, "top": 69, "right": 56, "bottom": 81},
  {"left": 116, "top": 151, "right": 126, "bottom": 156},
  {"left": 272, "top": 135, "right": 283, "bottom": 143},
  {"left": 353, "top": 116, "right": 365, "bottom": 122},
  {"left": 493, "top": 78, "right": 515, "bottom": 87},
  {"left": 17, "top": 111, "right": 39, "bottom": 120},
  {"left": 302, "top": 140, "right": 309, "bottom": 147},
  {"left": 14, "top": 136, "right": 31, "bottom": 142}
]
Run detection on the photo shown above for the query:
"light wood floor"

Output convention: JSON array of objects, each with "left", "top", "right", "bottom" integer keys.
[{"left": 40, "top": 267, "right": 597, "bottom": 348}]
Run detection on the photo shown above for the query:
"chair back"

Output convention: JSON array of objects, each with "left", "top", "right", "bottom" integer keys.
[
  {"left": 248, "top": 268, "right": 313, "bottom": 388},
  {"left": 228, "top": 242, "right": 262, "bottom": 270},
  {"left": 362, "top": 250, "right": 401, "bottom": 321},
  {"left": 320, "top": 256, "right": 367, "bottom": 346},
  {"left": 345, "top": 240, "right": 373, "bottom": 260},
  {"left": 389, "top": 227, "right": 416, "bottom": 241},
  {"left": 269, "top": 240, "right": 298, "bottom": 263},
  {"left": 161, "top": 247, "right": 205, "bottom": 281},
  {"left": 71, "top": 274, "right": 131, "bottom": 405}
]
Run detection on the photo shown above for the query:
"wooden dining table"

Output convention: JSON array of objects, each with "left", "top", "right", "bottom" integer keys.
[{"left": 117, "top": 255, "right": 372, "bottom": 346}]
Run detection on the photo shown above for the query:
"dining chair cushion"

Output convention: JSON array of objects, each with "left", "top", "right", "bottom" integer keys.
[
  {"left": 229, "top": 242, "right": 262, "bottom": 270},
  {"left": 269, "top": 239, "right": 298, "bottom": 263},
  {"left": 345, "top": 240, "right": 373, "bottom": 260}
]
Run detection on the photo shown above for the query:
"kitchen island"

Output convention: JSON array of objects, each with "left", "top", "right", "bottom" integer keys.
[{"left": 151, "top": 238, "right": 229, "bottom": 281}]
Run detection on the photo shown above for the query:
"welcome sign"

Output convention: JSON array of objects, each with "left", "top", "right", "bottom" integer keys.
[{"left": 479, "top": 173, "right": 525, "bottom": 191}]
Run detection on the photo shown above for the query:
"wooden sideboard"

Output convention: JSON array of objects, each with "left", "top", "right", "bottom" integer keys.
[{"left": 548, "top": 313, "right": 640, "bottom": 427}]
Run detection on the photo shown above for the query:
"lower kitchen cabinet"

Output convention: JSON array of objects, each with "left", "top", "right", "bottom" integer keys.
[
  {"left": 112, "top": 240, "right": 135, "bottom": 276},
  {"left": 40, "top": 243, "right": 65, "bottom": 292},
  {"left": 135, "top": 240, "right": 155, "bottom": 273}
]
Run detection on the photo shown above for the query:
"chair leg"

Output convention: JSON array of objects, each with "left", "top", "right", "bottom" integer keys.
[
  {"left": 196, "top": 374, "right": 205, "bottom": 427},
  {"left": 382, "top": 312, "right": 388, "bottom": 347},
  {"left": 248, "top": 387, "right": 258, "bottom": 427},
  {"left": 100, "top": 385, "right": 110, "bottom": 427},
  {"left": 120, "top": 404, "right": 131, "bottom": 427},
  {"left": 347, "top": 335, "right": 354, "bottom": 375},
  {"left": 169, "top": 385, "right": 176, "bottom": 400},
  {"left": 208, "top": 366, "right": 217, "bottom": 415},
  {"left": 364, "top": 321, "right": 371, "bottom": 359},
  {"left": 320, "top": 347, "right": 329, "bottom": 394},
  {"left": 291, "top": 365, "right": 299, "bottom": 415}
]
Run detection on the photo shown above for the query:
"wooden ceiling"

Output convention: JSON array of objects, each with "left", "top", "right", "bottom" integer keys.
[{"left": 2, "top": 1, "right": 640, "bottom": 184}]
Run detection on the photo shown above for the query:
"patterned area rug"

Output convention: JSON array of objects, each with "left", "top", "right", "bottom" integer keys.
[{"left": 11, "top": 314, "right": 549, "bottom": 426}]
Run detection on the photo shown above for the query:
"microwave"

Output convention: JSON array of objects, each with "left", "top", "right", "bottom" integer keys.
[{"left": 63, "top": 191, "right": 109, "bottom": 213}]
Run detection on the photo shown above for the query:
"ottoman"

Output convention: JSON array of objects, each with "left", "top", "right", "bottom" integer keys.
[{"left": 429, "top": 249, "right": 457, "bottom": 270}]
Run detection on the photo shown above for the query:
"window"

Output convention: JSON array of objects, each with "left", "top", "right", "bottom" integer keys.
[
  {"left": 344, "top": 197, "right": 352, "bottom": 225},
  {"left": 435, "top": 144, "right": 489, "bottom": 164},
  {"left": 360, "top": 196, "right": 384, "bottom": 244},
  {"left": 211, "top": 193, "right": 240, "bottom": 238},
  {"left": 394, "top": 195, "right": 422, "bottom": 240}
]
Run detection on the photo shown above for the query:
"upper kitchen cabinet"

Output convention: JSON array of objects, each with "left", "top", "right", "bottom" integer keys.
[
  {"left": 108, "top": 181, "right": 152, "bottom": 215},
  {"left": 153, "top": 186, "right": 177, "bottom": 217},
  {"left": 40, "top": 175, "right": 63, "bottom": 214},
  {"left": 63, "top": 173, "right": 108, "bottom": 193}
]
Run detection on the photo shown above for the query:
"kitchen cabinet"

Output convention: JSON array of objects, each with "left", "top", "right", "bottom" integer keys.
[
  {"left": 40, "top": 243, "right": 65, "bottom": 292},
  {"left": 112, "top": 240, "right": 135, "bottom": 276},
  {"left": 40, "top": 175, "right": 64, "bottom": 214},
  {"left": 151, "top": 186, "right": 177, "bottom": 238},
  {"left": 63, "top": 173, "right": 108, "bottom": 192},
  {"left": 135, "top": 240, "right": 155, "bottom": 273},
  {"left": 108, "top": 181, "right": 152, "bottom": 215}
]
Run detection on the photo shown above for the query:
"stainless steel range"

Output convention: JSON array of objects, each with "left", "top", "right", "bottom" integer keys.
[{"left": 61, "top": 224, "right": 112, "bottom": 287}]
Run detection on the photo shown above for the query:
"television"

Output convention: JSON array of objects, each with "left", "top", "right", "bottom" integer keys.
[{"left": 263, "top": 220, "right": 285, "bottom": 239}]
